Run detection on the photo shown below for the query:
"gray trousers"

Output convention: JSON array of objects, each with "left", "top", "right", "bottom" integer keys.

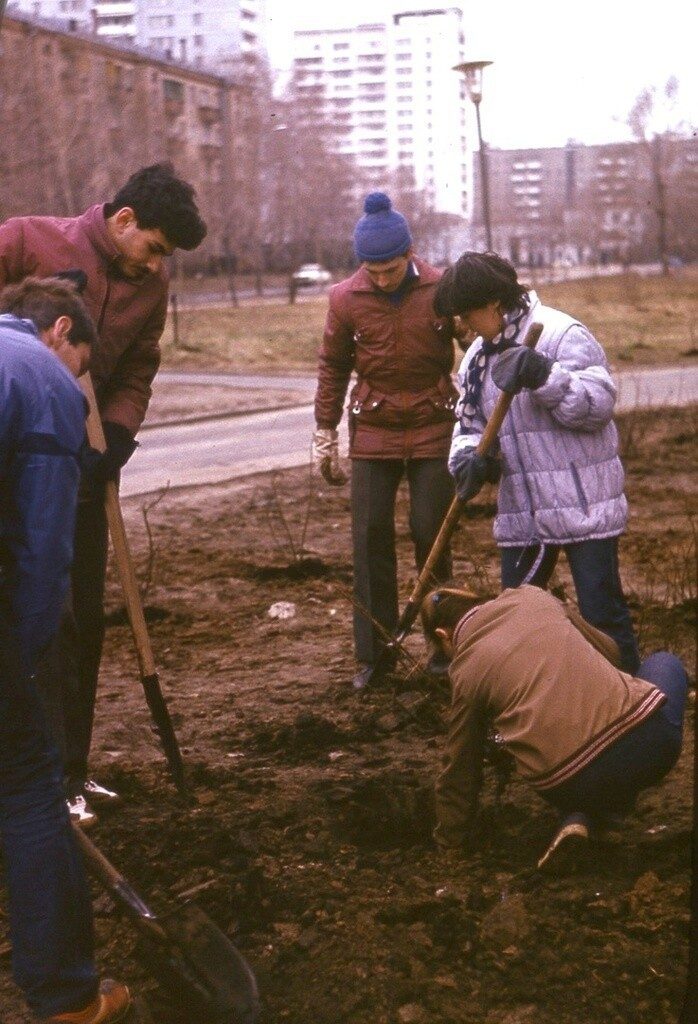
[{"left": 351, "top": 457, "right": 454, "bottom": 665}]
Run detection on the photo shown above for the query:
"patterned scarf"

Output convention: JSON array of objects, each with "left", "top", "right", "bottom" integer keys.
[{"left": 456, "top": 292, "right": 531, "bottom": 431}]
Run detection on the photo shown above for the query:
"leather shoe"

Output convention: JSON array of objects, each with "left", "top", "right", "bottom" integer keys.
[
  {"left": 352, "top": 663, "right": 378, "bottom": 690},
  {"left": 46, "top": 979, "right": 131, "bottom": 1023}
]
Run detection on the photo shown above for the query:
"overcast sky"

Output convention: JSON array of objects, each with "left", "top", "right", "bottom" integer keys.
[{"left": 265, "top": 0, "right": 696, "bottom": 149}]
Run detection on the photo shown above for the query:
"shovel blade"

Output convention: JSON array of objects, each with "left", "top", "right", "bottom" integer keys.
[{"left": 155, "top": 902, "right": 260, "bottom": 1024}]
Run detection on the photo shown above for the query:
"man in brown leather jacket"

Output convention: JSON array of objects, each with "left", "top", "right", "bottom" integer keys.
[
  {"left": 313, "top": 193, "right": 458, "bottom": 690},
  {"left": 0, "top": 164, "right": 206, "bottom": 823}
]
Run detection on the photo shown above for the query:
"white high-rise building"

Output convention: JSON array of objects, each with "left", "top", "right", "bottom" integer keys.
[
  {"left": 291, "top": 8, "right": 472, "bottom": 218},
  {"left": 11, "top": 1, "right": 267, "bottom": 69},
  {"left": 136, "top": 0, "right": 266, "bottom": 71}
]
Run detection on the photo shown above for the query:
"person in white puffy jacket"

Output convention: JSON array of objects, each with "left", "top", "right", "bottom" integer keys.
[{"left": 434, "top": 251, "right": 639, "bottom": 673}]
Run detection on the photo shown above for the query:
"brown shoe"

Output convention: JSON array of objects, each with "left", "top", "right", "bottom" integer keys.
[{"left": 46, "top": 979, "right": 131, "bottom": 1023}]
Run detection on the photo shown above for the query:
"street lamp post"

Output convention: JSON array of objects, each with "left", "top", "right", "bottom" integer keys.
[{"left": 453, "top": 59, "right": 493, "bottom": 250}]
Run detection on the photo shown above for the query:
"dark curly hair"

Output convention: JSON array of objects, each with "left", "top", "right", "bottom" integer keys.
[
  {"left": 434, "top": 251, "right": 528, "bottom": 317},
  {"left": 104, "top": 163, "right": 207, "bottom": 250}
]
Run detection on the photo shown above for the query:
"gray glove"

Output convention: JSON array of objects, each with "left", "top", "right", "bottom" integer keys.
[
  {"left": 313, "top": 427, "right": 347, "bottom": 486},
  {"left": 450, "top": 449, "right": 500, "bottom": 502},
  {"left": 492, "top": 346, "right": 553, "bottom": 394}
]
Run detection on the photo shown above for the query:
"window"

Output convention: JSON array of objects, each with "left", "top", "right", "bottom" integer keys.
[
  {"left": 193, "top": 12, "right": 202, "bottom": 24},
  {"left": 162, "top": 78, "right": 184, "bottom": 102}
]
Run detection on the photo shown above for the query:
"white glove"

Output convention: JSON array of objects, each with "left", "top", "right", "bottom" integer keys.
[{"left": 312, "top": 427, "right": 347, "bottom": 486}]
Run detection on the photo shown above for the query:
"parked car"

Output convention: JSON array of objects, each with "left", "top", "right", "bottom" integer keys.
[{"left": 291, "top": 263, "right": 332, "bottom": 287}]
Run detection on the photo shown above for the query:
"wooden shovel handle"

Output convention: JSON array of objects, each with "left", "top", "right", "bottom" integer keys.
[
  {"left": 399, "top": 321, "right": 544, "bottom": 618},
  {"left": 80, "top": 373, "right": 156, "bottom": 676}
]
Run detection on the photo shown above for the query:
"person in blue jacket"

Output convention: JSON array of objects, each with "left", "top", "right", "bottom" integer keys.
[{"left": 0, "top": 276, "right": 130, "bottom": 1022}]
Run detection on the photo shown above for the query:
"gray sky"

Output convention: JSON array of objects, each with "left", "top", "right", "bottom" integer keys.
[{"left": 265, "top": 0, "right": 696, "bottom": 149}]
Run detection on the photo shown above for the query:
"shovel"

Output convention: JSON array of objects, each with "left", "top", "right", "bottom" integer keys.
[
  {"left": 80, "top": 373, "right": 189, "bottom": 796},
  {"left": 373, "top": 321, "right": 545, "bottom": 674},
  {"left": 72, "top": 823, "right": 260, "bottom": 1023}
]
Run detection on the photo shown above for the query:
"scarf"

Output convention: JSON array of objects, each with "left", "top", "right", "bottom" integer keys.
[{"left": 456, "top": 292, "right": 532, "bottom": 432}]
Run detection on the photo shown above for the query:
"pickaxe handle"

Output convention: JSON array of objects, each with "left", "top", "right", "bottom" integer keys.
[
  {"left": 80, "top": 374, "right": 189, "bottom": 797},
  {"left": 389, "top": 321, "right": 544, "bottom": 650}
]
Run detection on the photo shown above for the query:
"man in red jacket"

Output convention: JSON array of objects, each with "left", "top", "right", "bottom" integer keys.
[
  {"left": 0, "top": 163, "right": 207, "bottom": 823},
  {"left": 313, "top": 193, "right": 457, "bottom": 690}
]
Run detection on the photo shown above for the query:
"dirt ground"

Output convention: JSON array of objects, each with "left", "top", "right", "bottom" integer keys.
[{"left": 0, "top": 408, "right": 695, "bottom": 1024}]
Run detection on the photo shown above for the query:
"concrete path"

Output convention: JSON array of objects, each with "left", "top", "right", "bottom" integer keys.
[{"left": 122, "top": 365, "right": 697, "bottom": 499}]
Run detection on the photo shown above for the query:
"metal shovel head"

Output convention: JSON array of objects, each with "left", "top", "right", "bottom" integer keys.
[{"left": 154, "top": 901, "right": 260, "bottom": 1024}]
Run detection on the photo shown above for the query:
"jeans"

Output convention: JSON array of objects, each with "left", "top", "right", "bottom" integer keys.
[
  {"left": 501, "top": 536, "right": 640, "bottom": 673},
  {"left": 36, "top": 492, "right": 109, "bottom": 793},
  {"left": 544, "top": 652, "right": 688, "bottom": 818},
  {"left": 351, "top": 458, "right": 453, "bottom": 664},
  {"left": 0, "top": 608, "right": 97, "bottom": 1018}
]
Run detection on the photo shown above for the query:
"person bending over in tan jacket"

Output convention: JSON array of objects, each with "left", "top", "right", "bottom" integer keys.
[{"left": 421, "top": 584, "right": 687, "bottom": 872}]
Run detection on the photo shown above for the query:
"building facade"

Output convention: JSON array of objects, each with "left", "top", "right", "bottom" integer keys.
[
  {"left": 8, "top": 0, "right": 267, "bottom": 70},
  {"left": 0, "top": 10, "right": 255, "bottom": 268},
  {"left": 472, "top": 138, "right": 698, "bottom": 266},
  {"left": 291, "top": 8, "right": 472, "bottom": 220}
]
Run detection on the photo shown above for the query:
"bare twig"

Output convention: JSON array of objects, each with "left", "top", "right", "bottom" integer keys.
[{"left": 138, "top": 485, "right": 170, "bottom": 603}]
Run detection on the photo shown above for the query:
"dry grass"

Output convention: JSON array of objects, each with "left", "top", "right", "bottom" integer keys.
[
  {"left": 160, "top": 267, "right": 698, "bottom": 374},
  {"left": 160, "top": 297, "right": 328, "bottom": 372},
  {"left": 535, "top": 268, "right": 698, "bottom": 366}
]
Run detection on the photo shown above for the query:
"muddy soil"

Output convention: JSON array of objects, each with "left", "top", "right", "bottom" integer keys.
[{"left": 0, "top": 409, "right": 695, "bottom": 1023}]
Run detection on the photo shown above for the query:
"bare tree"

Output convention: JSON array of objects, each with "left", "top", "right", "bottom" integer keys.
[{"left": 627, "top": 77, "right": 695, "bottom": 273}]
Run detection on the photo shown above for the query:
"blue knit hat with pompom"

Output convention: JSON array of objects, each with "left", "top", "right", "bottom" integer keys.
[{"left": 353, "top": 192, "right": 412, "bottom": 262}]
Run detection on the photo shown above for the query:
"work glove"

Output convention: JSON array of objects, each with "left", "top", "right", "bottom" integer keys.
[
  {"left": 450, "top": 449, "right": 500, "bottom": 502},
  {"left": 312, "top": 427, "right": 347, "bottom": 486},
  {"left": 492, "top": 346, "right": 553, "bottom": 394},
  {"left": 81, "top": 421, "right": 138, "bottom": 485}
]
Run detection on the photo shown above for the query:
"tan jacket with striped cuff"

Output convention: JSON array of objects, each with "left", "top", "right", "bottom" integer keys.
[{"left": 434, "top": 585, "right": 664, "bottom": 847}]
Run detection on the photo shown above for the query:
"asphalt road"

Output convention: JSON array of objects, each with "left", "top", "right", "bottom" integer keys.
[{"left": 122, "top": 365, "right": 697, "bottom": 498}]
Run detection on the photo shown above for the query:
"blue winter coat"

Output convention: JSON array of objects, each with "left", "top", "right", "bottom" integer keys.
[
  {"left": 449, "top": 294, "right": 628, "bottom": 546},
  {"left": 0, "top": 315, "right": 86, "bottom": 671}
]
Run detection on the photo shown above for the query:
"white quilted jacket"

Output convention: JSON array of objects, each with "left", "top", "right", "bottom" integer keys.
[{"left": 449, "top": 294, "right": 628, "bottom": 546}]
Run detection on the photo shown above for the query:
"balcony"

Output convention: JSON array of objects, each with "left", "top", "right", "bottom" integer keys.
[
  {"left": 197, "top": 102, "right": 221, "bottom": 126},
  {"left": 93, "top": 1, "right": 136, "bottom": 14}
]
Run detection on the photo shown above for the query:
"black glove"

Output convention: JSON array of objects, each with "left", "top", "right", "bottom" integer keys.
[
  {"left": 451, "top": 450, "right": 500, "bottom": 502},
  {"left": 81, "top": 422, "right": 138, "bottom": 484},
  {"left": 492, "top": 346, "right": 553, "bottom": 394}
]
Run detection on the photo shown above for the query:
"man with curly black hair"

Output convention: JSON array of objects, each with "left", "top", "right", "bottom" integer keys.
[{"left": 0, "top": 164, "right": 207, "bottom": 823}]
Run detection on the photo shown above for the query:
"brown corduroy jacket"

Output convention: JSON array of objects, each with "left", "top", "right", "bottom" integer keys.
[
  {"left": 0, "top": 204, "right": 168, "bottom": 435},
  {"left": 314, "top": 256, "right": 457, "bottom": 459},
  {"left": 435, "top": 586, "right": 665, "bottom": 847}
]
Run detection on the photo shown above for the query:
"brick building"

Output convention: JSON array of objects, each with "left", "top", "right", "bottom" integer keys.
[{"left": 0, "top": 10, "right": 255, "bottom": 268}]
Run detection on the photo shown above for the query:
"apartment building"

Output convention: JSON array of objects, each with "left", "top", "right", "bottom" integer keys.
[
  {"left": 472, "top": 138, "right": 698, "bottom": 265},
  {"left": 291, "top": 8, "right": 471, "bottom": 219},
  {"left": 9, "top": 0, "right": 267, "bottom": 69},
  {"left": 0, "top": 10, "right": 255, "bottom": 267}
]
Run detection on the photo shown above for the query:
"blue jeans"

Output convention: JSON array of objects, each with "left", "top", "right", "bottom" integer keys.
[
  {"left": 0, "top": 610, "right": 97, "bottom": 1019},
  {"left": 501, "top": 536, "right": 640, "bottom": 673},
  {"left": 544, "top": 653, "right": 688, "bottom": 817}
]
